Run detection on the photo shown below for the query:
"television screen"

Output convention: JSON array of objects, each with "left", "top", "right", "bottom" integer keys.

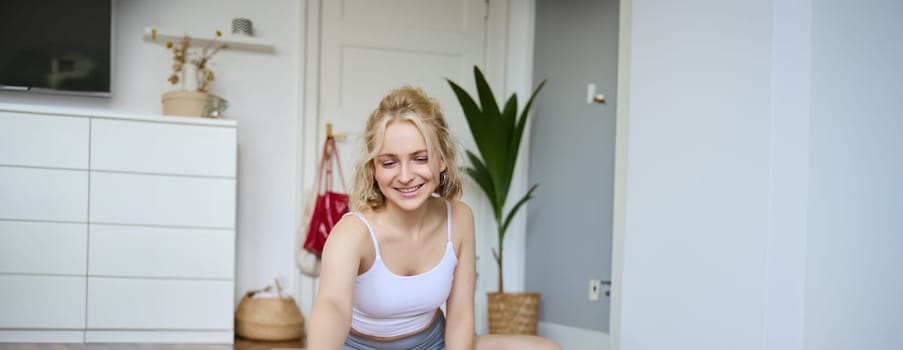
[{"left": 0, "top": 0, "right": 112, "bottom": 96}]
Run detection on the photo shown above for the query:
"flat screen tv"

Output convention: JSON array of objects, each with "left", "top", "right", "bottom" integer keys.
[{"left": 0, "top": 0, "right": 113, "bottom": 97}]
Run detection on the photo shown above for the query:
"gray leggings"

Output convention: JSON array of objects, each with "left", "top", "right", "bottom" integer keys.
[{"left": 343, "top": 312, "right": 446, "bottom": 350}]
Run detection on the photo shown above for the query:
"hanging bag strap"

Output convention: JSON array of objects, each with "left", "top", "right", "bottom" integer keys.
[
  {"left": 314, "top": 137, "right": 334, "bottom": 195},
  {"left": 326, "top": 137, "right": 347, "bottom": 192},
  {"left": 313, "top": 136, "right": 347, "bottom": 195}
]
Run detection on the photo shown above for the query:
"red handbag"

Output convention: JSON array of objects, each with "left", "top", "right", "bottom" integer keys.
[{"left": 302, "top": 137, "right": 349, "bottom": 257}]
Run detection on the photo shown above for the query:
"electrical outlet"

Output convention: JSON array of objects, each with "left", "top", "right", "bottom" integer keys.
[{"left": 589, "top": 279, "right": 602, "bottom": 302}]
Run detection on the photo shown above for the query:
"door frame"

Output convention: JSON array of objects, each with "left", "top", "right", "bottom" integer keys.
[
  {"left": 292, "top": 0, "right": 521, "bottom": 334},
  {"left": 293, "top": 0, "right": 633, "bottom": 345},
  {"left": 609, "top": 0, "right": 632, "bottom": 348},
  {"left": 292, "top": 0, "right": 633, "bottom": 343}
]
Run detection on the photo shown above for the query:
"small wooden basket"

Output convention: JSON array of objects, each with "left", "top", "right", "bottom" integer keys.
[
  {"left": 235, "top": 281, "right": 305, "bottom": 341},
  {"left": 487, "top": 292, "right": 541, "bottom": 335}
]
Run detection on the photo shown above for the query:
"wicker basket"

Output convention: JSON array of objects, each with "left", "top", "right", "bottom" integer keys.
[
  {"left": 487, "top": 292, "right": 541, "bottom": 335},
  {"left": 235, "top": 285, "right": 305, "bottom": 341}
]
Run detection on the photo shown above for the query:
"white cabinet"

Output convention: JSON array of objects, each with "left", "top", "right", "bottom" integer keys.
[
  {"left": 88, "top": 225, "right": 235, "bottom": 279},
  {"left": 0, "top": 111, "right": 89, "bottom": 169},
  {"left": 90, "top": 118, "right": 236, "bottom": 177},
  {"left": 0, "top": 167, "right": 89, "bottom": 222},
  {"left": 0, "top": 221, "right": 87, "bottom": 275},
  {"left": 90, "top": 172, "right": 236, "bottom": 228},
  {"left": 0, "top": 104, "right": 237, "bottom": 344},
  {"left": 0, "top": 275, "right": 87, "bottom": 329},
  {"left": 86, "top": 278, "right": 234, "bottom": 329}
]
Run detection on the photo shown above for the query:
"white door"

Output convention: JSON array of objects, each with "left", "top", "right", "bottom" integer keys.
[
  {"left": 318, "top": 0, "right": 488, "bottom": 161},
  {"left": 301, "top": 0, "right": 495, "bottom": 333}
]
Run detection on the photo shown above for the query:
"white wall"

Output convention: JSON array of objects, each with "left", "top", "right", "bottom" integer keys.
[
  {"left": 805, "top": 1, "right": 903, "bottom": 349},
  {"left": 616, "top": 1, "right": 903, "bottom": 349},
  {"left": 765, "top": 1, "right": 810, "bottom": 350},
  {"left": 618, "top": 0, "right": 774, "bottom": 349},
  {"left": 0, "top": 0, "right": 303, "bottom": 306}
]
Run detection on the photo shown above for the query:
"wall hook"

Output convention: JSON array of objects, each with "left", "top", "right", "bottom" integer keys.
[{"left": 325, "top": 122, "right": 347, "bottom": 140}]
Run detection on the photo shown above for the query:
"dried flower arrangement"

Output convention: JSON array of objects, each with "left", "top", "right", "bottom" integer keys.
[{"left": 165, "top": 30, "right": 228, "bottom": 93}]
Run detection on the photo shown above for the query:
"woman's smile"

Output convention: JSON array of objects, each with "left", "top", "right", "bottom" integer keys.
[{"left": 396, "top": 183, "right": 424, "bottom": 195}]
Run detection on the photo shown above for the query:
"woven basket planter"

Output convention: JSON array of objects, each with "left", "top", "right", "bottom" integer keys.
[{"left": 487, "top": 292, "right": 541, "bottom": 335}]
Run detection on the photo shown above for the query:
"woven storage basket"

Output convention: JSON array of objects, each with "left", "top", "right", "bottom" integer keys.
[
  {"left": 235, "top": 285, "right": 305, "bottom": 341},
  {"left": 487, "top": 292, "right": 541, "bottom": 335}
]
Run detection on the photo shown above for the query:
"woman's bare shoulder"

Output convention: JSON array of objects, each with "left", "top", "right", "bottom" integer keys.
[
  {"left": 445, "top": 199, "right": 474, "bottom": 249},
  {"left": 446, "top": 198, "right": 474, "bottom": 221},
  {"left": 325, "top": 213, "right": 372, "bottom": 247}
]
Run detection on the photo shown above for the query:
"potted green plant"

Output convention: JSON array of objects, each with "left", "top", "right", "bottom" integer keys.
[{"left": 446, "top": 66, "right": 545, "bottom": 334}]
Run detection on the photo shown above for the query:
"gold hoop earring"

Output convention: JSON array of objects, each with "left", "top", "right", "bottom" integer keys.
[
  {"left": 439, "top": 171, "right": 448, "bottom": 191},
  {"left": 367, "top": 182, "right": 379, "bottom": 201}
]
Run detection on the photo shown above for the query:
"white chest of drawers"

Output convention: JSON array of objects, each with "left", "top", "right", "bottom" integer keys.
[{"left": 0, "top": 103, "right": 237, "bottom": 344}]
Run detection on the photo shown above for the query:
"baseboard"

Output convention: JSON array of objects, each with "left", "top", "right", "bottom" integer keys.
[
  {"left": 84, "top": 330, "right": 234, "bottom": 343},
  {"left": 538, "top": 321, "right": 609, "bottom": 350},
  {"left": 0, "top": 330, "right": 84, "bottom": 343}
]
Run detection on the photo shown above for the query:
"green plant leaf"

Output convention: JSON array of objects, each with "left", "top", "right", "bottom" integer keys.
[
  {"left": 501, "top": 94, "right": 518, "bottom": 143},
  {"left": 447, "top": 76, "right": 504, "bottom": 184},
  {"left": 472, "top": 68, "right": 510, "bottom": 189},
  {"left": 473, "top": 66, "right": 501, "bottom": 122},
  {"left": 507, "top": 80, "right": 546, "bottom": 182},
  {"left": 465, "top": 151, "right": 500, "bottom": 218},
  {"left": 499, "top": 94, "right": 519, "bottom": 191},
  {"left": 500, "top": 184, "right": 539, "bottom": 238}
]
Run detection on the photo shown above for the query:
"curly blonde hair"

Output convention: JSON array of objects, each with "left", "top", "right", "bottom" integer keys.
[{"left": 350, "top": 86, "right": 462, "bottom": 211}]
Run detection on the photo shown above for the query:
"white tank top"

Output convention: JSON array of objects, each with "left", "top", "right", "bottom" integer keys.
[{"left": 346, "top": 201, "right": 458, "bottom": 337}]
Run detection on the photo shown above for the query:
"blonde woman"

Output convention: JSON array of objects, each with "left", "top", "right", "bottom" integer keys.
[{"left": 308, "top": 86, "right": 559, "bottom": 350}]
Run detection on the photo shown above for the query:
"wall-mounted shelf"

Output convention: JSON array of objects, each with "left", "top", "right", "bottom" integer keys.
[{"left": 144, "top": 27, "right": 275, "bottom": 53}]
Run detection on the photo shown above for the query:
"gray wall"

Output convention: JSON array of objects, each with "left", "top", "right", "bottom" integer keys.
[
  {"left": 805, "top": 0, "right": 903, "bottom": 349},
  {"left": 525, "top": 0, "right": 618, "bottom": 332}
]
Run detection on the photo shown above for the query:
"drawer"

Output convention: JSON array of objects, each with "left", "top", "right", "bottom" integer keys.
[
  {"left": 0, "top": 167, "right": 88, "bottom": 222},
  {"left": 0, "top": 221, "right": 87, "bottom": 275},
  {"left": 90, "top": 172, "right": 235, "bottom": 228},
  {"left": 0, "top": 111, "right": 89, "bottom": 169},
  {"left": 87, "top": 277, "right": 233, "bottom": 329},
  {"left": 91, "top": 119, "right": 236, "bottom": 177},
  {"left": 0, "top": 274, "right": 86, "bottom": 329},
  {"left": 89, "top": 225, "right": 234, "bottom": 279}
]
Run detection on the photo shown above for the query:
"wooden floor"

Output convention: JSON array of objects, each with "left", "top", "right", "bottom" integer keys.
[{"left": 0, "top": 337, "right": 304, "bottom": 350}]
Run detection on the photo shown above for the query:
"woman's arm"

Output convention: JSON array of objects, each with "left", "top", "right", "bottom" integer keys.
[
  {"left": 445, "top": 201, "right": 476, "bottom": 350},
  {"left": 307, "top": 216, "right": 366, "bottom": 350}
]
